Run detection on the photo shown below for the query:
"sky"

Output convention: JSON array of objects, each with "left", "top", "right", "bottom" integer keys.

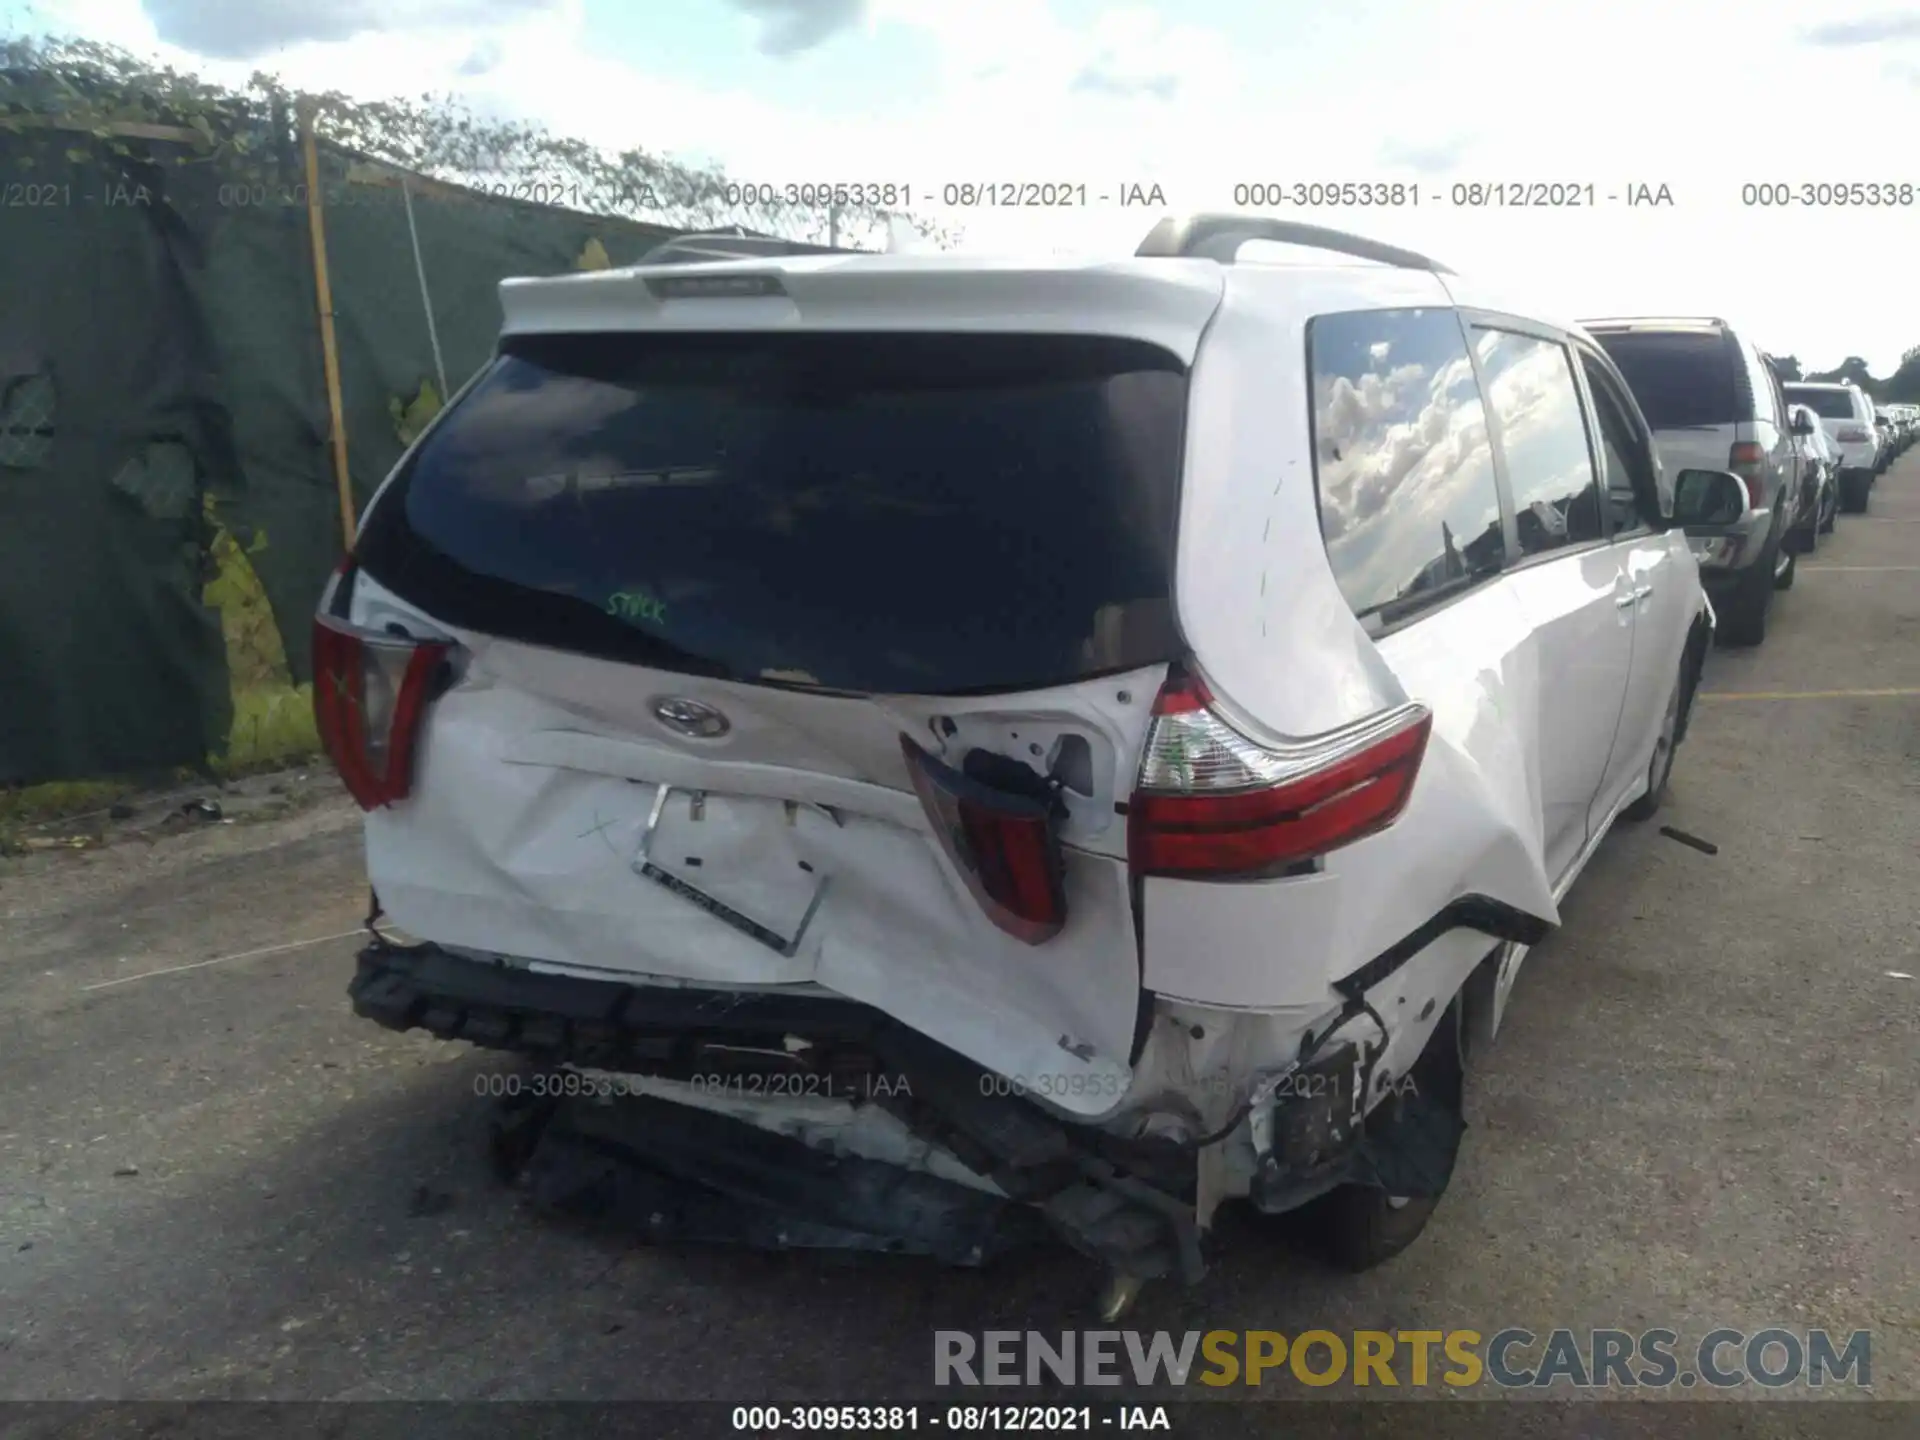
[{"left": 9, "top": 0, "right": 1920, "bottom": 373}]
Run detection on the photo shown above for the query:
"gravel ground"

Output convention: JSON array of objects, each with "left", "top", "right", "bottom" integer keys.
[{"left": 2, "top": 457, "right": 1915, "bottom": 1410}]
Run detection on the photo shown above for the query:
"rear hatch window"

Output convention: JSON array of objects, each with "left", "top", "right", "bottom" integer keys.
[
  {"left": 1591, "top": 331, "right": 1745, "bottom": 429},
  {"left": 1784, "top": 386, "right": 1857, "bottom": 421},
  {"left": 354, "top": 332, "right": 1189, "bottom": 695}
]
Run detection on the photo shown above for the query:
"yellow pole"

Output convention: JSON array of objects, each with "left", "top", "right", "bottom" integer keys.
[{"left": 299, "top": 99, "right": 356, "bottom": 547}]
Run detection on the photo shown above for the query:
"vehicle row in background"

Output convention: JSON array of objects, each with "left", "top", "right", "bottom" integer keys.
[{"left": 1576, "top": 317, "right": 1893, "bottom": 649}]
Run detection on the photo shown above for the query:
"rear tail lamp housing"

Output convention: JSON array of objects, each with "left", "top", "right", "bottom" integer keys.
[
  {"left": 902, "top": 737, "right": 1068, "bottom": 945},
  {"left": 1129, "top": 669, "right": 1431, "bottom": 879},
  {"left": 1726, "top": 442, "right": 1767, "bottom": 510},
  {"left": 312, "top": 608, "right": 453, "bottom": 811}
]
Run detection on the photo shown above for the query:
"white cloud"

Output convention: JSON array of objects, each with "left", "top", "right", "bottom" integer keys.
[
  {"left": 25, "top": 0, "right": 1920, "bottom": 369},
  {"left": 138, "top": 0, "right": 559, "bottom": 60}
]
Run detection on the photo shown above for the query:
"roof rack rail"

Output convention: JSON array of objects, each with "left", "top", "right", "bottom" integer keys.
[
  {"left": 637, "top": 228, "right": 865, "bottom": 266},
  {"left": 1134, "top": 213, "right": 1453, "bottom": 274}
]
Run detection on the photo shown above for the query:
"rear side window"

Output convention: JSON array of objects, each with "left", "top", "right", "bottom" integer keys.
[
  {"left": 1785, "top": 386, "right": 1855, "bottom": 421},
  {"left": 354, "top": 332, "right": 1188, "bottom": 695},
  {"left": 1592, "top": 331, "right": 1742, "bottom": 429},
  {"left": 1740, "top": 342, "right": 1784, "bottom": 426},
  {"left": 1473, "top": 328, "right": 1603, "bottom": 555},
  {"left": 1308, "top": 308, "right": 1504, "bottom": 631},
  {"left": 1582, "top": 357, "right": 1656, "bottom": 534}
]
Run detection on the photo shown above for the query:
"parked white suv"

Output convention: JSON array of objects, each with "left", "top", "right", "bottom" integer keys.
[
  {"left": 316, "top": 217, "right": 1715, "bottom": 1301},
  {"left": 1784, "top": 381, "right": 1879, "bottom": 513}
]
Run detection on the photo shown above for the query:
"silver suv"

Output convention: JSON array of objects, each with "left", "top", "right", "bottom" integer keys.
[{"left": 1582, "top": 318, "right": 1805, "bottom": 647}]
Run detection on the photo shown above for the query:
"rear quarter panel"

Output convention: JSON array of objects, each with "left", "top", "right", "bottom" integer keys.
[{"left": 1146, "top": 272, "right": 1562, "bottom": 1011}]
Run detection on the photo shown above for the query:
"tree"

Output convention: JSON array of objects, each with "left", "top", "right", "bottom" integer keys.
[
  {"left": 1769, "top": 354, "right": 1803, "bottom": 381},
  {"left": 1807, "top": 356, "right": 1879, "bottom": 397}
]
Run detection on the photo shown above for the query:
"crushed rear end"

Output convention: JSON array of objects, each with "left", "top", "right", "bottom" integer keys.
[{"left": 318, "top": 252, "right": 1521, "bottom": 1296}]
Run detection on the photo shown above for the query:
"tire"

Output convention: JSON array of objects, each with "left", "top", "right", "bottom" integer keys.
[
  {"left": 1622, "top": 663, "right": 1684, "bottom": 822},
  {"left": 1290, "top": 999, "right": 1465, "bottom": 1273},
  {"left": 1774, "top": 544, "right": 1796, "bottom": 591},
  {"left": 1839, "top": 470, "right": 1871, "bottom": 515},
  {"left": 1715, "top": 550, "right": 1774, "bottom": 648}
]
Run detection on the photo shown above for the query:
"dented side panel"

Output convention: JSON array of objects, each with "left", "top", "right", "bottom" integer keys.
[{"left": 1141, "top": 576, "right": 1560, "bottom": 1009}]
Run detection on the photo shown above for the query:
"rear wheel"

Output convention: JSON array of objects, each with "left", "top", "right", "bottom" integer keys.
[
  {"left": 1840, "top": 471, "right": 1871, "bottom": 514},
  {"left": 1622, "top": 664, "right": 1683, "bottom": 822},
  {"left": 1291, "top": 999, "right": 1464, "bottom": 1272}
]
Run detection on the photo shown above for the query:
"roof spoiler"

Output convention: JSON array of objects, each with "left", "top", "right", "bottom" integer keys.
[
  {"left": 1578, "top": 316, "right": 1730, "bottom": 330},
  {"left": 636, "top": 228, "right": 865, "bottom": 266},
  {"left": 1134, "top": 213, "right": 1453, "bottom": 274}
]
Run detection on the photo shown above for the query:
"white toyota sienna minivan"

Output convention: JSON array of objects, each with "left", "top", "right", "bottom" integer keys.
[{"left": 316, "top": 216, "right": 1717, "bottom": 1306}]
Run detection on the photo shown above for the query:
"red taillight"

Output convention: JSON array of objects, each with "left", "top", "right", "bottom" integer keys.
[
  {"left": 1128, "top": 670, "right": 1431, "bottom": 879},
  {"left": 312, "top": 612, "right": 452, "bottom": 811},
  {"left": 902, "top": 737, "right": 1067, "bottom": 946},
  {"left": 1727, "top": 443, "right": 1766, "bottom": 509}
]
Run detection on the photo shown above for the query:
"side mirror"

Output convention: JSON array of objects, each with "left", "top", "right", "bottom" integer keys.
[
  {"left": 1790, "top": 413, "right": 1815, "bottom": 436},
  {"left": 1672, "top": 469, "right": 1751, "bottom": 527}
]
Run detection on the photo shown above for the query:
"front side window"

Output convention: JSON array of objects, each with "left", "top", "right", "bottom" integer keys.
[
  {"left": 1474, "top": 328, "right": 1603, "bottom": 555},
  {"left": 1308, "top": 307, "right": 1504, "bottom": 632}
]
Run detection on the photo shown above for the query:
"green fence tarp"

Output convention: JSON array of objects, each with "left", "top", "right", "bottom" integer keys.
[{"left": 0, "top": 116, "right": 679, "bottom": 785}]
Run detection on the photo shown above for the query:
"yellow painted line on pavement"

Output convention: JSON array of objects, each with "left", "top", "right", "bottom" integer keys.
[{"left": 1697, "top": 687, "right": 1920, "bottom": 701}]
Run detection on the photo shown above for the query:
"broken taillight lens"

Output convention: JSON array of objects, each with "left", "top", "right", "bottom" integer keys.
[
  {"left": 1128, "top": 668, "right": 1431, "bottom": 879},
  {"left": 312, "top": 612, "right": 452, "bottom": 811},
  {"left": 901, "top": 736, "right": 1068, "bottom": 946}
]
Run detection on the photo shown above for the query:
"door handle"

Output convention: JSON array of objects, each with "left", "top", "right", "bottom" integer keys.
[
  {"left": 1633, "top": 584, "right": 1654, "bottom": 600},
  {"left": 1615, "top": 593, "right": 1638, "bottom": 609}
]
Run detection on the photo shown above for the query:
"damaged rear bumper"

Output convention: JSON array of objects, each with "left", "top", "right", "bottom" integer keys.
[
  {"left": 351, "top": 939, "right": 1203, "bottom": 1282},
  {"left": 350, "top": 939, "right": 1468, "bottom": 1284}
]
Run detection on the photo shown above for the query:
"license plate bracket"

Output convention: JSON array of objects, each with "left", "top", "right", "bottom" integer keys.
[{"left": 632, "top": 785, "right": 832, "bottom": 958}]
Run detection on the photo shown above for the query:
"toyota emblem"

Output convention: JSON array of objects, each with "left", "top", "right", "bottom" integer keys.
[{"left": 651, "top": 697, "right": 731, "bottom": 739}]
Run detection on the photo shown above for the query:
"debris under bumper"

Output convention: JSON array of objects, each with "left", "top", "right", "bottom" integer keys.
[
  {"left": 351, "top": 936, "right": 1474, "bottom": 1288},
  {"left": 351, "top": 940, "right": 1202, "bottom": 1283}
]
